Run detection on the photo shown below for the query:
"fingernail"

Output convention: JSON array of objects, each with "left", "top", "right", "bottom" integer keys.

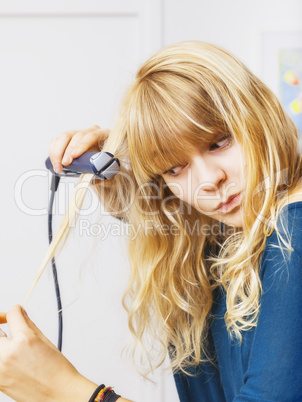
[
  {"left": 62, "top": 156, "right": 72, "bottom": 165},
  {"left": 0, "top": 329, "right": 6, "bottom": 337},
  {"left": 54, "top": 164, "right": 62, "bottom": 173}
]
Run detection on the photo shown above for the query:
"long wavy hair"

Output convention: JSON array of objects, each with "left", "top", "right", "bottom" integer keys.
[{"left": 24, "top": 41, "right": 302, "bottom": 376}]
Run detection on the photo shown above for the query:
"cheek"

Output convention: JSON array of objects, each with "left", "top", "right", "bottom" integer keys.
[
  {"left": 165, "top": 180, "right": 188, "bottom": 203},
  {"left": 226, "top": 143, "right": 246, "bottom": 179},
  {"left": 165, "top": 180, "right": 205, "bottom": 212},
  {"left": 236, "top": 144, "right": 246, "bottom": 170}
]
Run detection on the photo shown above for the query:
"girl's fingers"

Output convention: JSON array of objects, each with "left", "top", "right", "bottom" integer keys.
[
  {"left": 5, "top": 305, "right": 31, "bottom": 339},
  {"left": 65, "top": 128, "right": 99, "bottom": 159},
  {"left": 0, "top": 306, "right": 57, "bottom": 351},
  {"left": 21, "top": 309, "right": 58, "bottom": 351},
  {"left": 64, "top": 126, "right": 109, "bottom": 159},
  {"left": 70, "top": 129, "right": 109, "bottom": 158},
  {"left": 48, "top": 125, "right": 107, "bottom": 173},
  {"left": 49, "top": 130, "right": 76, "bottom": 173}
]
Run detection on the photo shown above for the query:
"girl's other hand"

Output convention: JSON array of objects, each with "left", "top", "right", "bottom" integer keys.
[
  {"left": 0, "top": 305, "right": 98, "bottom": 402},
  {"left": 48, "top": 124, "right": 110, "bottom": 174}
]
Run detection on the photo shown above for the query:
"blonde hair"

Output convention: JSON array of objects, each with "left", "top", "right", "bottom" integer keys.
[{"left": 24, "top": 41, "right": 302, "bottom": 376}]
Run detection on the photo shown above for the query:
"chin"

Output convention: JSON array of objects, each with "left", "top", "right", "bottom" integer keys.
[
  {"left": 217, "top": 209, "right": 244, "bottom": 229},
  {"left": 227, "top": 219, "right": 243, "bottom": 228}
]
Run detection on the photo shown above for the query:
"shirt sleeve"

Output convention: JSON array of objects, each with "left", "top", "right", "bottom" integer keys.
[{"left": 234, "top": 205, "right": 302, "bottom": 401}]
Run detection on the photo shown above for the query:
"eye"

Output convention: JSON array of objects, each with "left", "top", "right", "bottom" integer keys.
[
  {"left": 209, "top": 134, "right": 232, "bottom": 151},
  {"left": 162, "top": 134, "right": 233, "bottom": 177},
  {"left": 163, "top": 164, "right": 186, "bottom": 177}
]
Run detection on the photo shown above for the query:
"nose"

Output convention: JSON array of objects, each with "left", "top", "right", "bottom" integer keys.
[{"left": 192, "top": 155, "right": 226, "bottom": 191}]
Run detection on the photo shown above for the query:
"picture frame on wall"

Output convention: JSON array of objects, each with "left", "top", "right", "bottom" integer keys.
[{"left": 262, "top": 31, "right": 302, "bottom": 143}]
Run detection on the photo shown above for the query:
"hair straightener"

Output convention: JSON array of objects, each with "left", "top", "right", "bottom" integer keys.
[
  {"left": 45, "top": 151, "right": 120, "bottom": 352},
  {"left": 45, "top": 151, "right": 120, "bottom": 180}
]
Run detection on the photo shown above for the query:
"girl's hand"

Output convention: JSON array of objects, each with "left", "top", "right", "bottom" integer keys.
[
  {"left": 49, "top": 124, "right": 110, "bottom": 174},
  {"left": 0, "top": 305, "right": 98, "bottom": 402}
]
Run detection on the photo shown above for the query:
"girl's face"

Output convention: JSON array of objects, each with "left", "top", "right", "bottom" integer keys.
[{"left": 161, "top": 134, "right": 246, "bottom": 228}]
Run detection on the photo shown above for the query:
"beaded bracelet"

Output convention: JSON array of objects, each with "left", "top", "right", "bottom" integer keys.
[{"left": 88, "top": 384, "right": 121, "bottom": 402}]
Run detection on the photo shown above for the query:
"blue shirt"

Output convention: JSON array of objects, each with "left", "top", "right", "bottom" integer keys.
[{"left": 173, "top": 202, "right": 302, "bottom": 401}]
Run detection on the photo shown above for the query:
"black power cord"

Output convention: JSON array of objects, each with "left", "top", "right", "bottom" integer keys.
[{"left": 48, "top": 174, "right": 63, "bottom": 352}]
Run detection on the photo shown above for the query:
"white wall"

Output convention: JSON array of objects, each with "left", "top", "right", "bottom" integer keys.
[
  {"left": 164, "top": 0, "right": 302, "bottom": 82},
  {"left": 0, "top": 1, "right": 300, "bottom": 401}
]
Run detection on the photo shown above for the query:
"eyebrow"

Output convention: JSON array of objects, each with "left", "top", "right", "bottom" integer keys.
[{"left": 162, "top": 159, "right": 187, "bottom": 174}]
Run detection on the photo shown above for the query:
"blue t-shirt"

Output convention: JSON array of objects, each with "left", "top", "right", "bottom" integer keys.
[{"left": 173, "top": 202, "right": 302, "bottom": 401}]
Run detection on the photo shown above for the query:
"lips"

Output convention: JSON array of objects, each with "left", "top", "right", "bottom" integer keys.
[{"left": 216, "top": 192, "right": 241, "bottom": 210}]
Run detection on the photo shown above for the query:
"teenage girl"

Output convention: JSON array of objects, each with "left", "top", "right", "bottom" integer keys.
[{"left": 0, "top": 41, "right": 302, "bottom": 402}]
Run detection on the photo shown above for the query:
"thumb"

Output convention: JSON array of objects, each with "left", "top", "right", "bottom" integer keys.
[
  {"left": 21, "top": 308, "right": 58, "bottom": 351},
  {"left": 6, "top": 305, "right": 32, "bottom": 339}
]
